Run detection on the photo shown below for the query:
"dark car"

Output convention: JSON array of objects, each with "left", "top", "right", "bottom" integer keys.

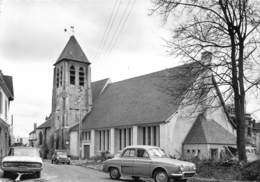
[
  {"left": 51, "top": 150, "right": 70, "bottom": 165},
  {"left": 103, "top": 145, "right": 196, "bottom": 182}
]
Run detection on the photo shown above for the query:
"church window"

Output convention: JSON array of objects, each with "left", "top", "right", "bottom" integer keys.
[
  {"left": 56, "top": 68, "right": 60, "bottom": 88},
  {"left": 79, "top": 67, "right": 85, "bottom": 86},
  {"left": 70, "top": 66, "right": 75, "bottom": 85},
  {"left": 60, "top": 66, "right": 63, "bottom": 86}
]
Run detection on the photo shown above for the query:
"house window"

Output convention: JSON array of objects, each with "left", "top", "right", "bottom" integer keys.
[
  {"left": 56, "top": 68, "right": 60, "bottom": 88},
  {"left": 187, "top": 149, "right": 190, "bottom": 153},
  {"left": 70, "top": 66, "right": 76, "bottom": 85},
  {"left": 192, "top": 149, "right": 195, "bottom": 153},
  {"left": 79, "top": 67, "right": 85, "bottom": 86}
]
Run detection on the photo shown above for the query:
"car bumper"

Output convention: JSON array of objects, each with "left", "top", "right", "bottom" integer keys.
[
  {"left": 2, "top": 166, "right": 42, "bottom": 174},
  {"left": 170, "top": 171, "right": 196, "bottom": 179}
]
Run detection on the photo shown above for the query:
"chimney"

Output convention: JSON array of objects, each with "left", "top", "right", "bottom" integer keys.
[
  {"left": 201, "top": 51, "right": 212, "bottom": 66},
  {"left": 34, "top": 123, "right": 37, "bottom": 131}
]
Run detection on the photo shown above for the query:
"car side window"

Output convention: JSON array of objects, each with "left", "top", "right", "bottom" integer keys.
[
  {"left": 122, "top": 149, "right": 136, "bottom": 158},
  {"left": 137, "top": 149, "right": 149, "bottom": 158}
]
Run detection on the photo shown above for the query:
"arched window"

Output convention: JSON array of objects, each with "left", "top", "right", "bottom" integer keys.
[
  {"left": 56, "top": 68, "right": 60, "bottom": 88},
  {"left": 79, "top": 67, "right": 85, "bottom": 86},
  {"left": 70, "top": 66, "right": 75, "bottom": 85},
  {"left": 60, "top": 66, "right": 63, "bottom": 86},
  {"left": 39, "top": 132, "right": 43, "bottom": 145}
]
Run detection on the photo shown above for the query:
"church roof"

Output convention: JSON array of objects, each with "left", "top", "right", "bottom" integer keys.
[
  {"left": 37, "top": 119, "right": 52, "bottom": 129},
  {"left": 183, "top": 114, "right": 236, "bottom": 145},
  {"left": 82, "top": 62, "right": 204, "bottom": 130},
  {"left": 55, "top": 35, "right": 90, "bottom": 65}
]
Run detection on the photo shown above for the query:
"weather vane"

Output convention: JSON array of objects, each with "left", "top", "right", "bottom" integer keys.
[{"left": 64, "top": 26, "right": 75, "bottom": 36}]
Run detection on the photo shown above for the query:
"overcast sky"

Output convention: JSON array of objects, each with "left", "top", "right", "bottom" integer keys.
[
  {"left": 1, "top": 0, "right": 260, "bottom": 138},
  {"left": 0, "top": 0, "right": 179, "bottom": 138}
]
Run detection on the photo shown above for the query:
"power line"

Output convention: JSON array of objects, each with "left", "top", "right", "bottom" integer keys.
[
  {"left": 104, "top": 0, "right": 136, "bottom": 57},
  {"left": 96, "top": 0, "right": 122, "bottom": 60}
]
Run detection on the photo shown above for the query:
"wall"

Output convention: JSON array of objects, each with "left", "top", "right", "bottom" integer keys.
[{"left": 69, "top": 131, "right": 79, "bottom": 157}]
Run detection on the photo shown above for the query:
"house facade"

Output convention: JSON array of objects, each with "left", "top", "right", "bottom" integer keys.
[{"left": 0, "top": 70, "right": 14, "bottom": 159}]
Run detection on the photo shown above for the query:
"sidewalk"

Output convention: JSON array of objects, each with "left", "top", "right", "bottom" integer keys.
[{"left": 71, "top": 159, "right": 103, "bottom": 171}]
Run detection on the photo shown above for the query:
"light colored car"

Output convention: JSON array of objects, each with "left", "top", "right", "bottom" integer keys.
[
  {"left": 1, "top": 147, "right": 43, "bottom": 178},
  {"left": 102, "top": 145, "right": 196, "bottom": 182}
]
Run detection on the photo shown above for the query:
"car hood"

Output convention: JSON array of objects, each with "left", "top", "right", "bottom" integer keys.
[
  {"left": 152, "top": 157, "right": 195, "bottom": 167},
  {"left": 2, "top": 156, "right": 43, "bottom": 164}
]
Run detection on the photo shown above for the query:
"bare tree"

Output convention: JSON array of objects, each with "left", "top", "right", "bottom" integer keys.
[{"left": 152, "top": 0, "right": 260, "bottom": 162}]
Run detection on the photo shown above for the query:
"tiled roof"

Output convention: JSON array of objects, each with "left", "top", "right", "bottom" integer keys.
[
  {"left": 82, "top": 62, "right": 204, "bottom": 130},
  {"left": 92, "top": 78, "right": 110, "bottom": 103},
  {"left": 55, "top": 35, "right": 90, "bottom": 65},
  {"left": 37, "top": 119, "right": 52, "bottom": 129},
  {"left": 183, "top": 114, "right": 236, "bottom": 145}
]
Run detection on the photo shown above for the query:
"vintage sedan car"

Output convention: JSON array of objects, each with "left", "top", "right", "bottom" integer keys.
[
  {"left": 1, "top": 147, "right": 43, "bottom": 178},
  {"left": 51, "top": 150, "right": 71, "bottom": 164},
  {"left": 103, "top": 145, "right": 196, "bottom": 182}
]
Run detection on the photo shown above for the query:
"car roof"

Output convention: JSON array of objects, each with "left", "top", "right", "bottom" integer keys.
[
  {"left": 124, "top": 145, "right": 160, "bottom": 150},
  {"left": 11, "top": 146, "right": 39, "bottom": 149}
]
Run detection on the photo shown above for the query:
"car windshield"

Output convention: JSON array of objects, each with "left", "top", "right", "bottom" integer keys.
[
  {"left": 57, "top": 151, "right": 67, "bottom": 156},
  {"left": 10, "top": 148, "right": 40, "bottom": 157},
  {"left": 148, "top": 148, "right": 168, "bottom": 158}
]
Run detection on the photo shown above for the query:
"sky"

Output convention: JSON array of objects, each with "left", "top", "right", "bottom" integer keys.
[
  {"left": 0, "top": 0, "right": 178, "bottom": 137},
  {"left": 1, "top": 0, "right": 260, "bottom": 138}
]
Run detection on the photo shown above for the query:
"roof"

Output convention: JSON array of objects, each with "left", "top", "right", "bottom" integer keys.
[
  {"left": 37, "top": 119, "right": 52, "bottom": 129},
  {"left": 82, "top": 62, "right": 204, "bottom": 130},
  {"left": 55, "top": 35, "right": 90, "bottom": 65},
  {"left": 183, "top": 114, "right": 236, "bottom": 145},
  {"left": 29, "top": 130, "right": 36, "bottom": 135},
  {"left": 0, "top": 72, "right": 14, "bottom": 101},
  {"left": 92, "top": 78, "right": 110, "bottom": 103},
  {"left": 3, "top": 75, "right": 14, "bottom": 100}
]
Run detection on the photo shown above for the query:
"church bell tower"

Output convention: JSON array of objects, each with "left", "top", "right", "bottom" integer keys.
[{"left": 51, "top": 35, "right": 92, "bottom": 149}]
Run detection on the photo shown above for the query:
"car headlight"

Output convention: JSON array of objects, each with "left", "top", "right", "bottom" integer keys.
[{"left": 3, "top": 162, "right": 13, "bottom": 167}]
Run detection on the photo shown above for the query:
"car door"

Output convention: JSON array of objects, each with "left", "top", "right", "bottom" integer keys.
[
  {"left": 133, "top": 148, "right": 152, "bottom": 177},
  {"left": 120, "top": 148, "right": 136, "bottom": 175}
]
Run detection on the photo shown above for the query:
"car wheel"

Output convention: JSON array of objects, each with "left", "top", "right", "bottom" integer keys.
[
  {"left": 154, "top": 170, "right": 168, "bottom": 182},
  {"left": 109, "top": 167, "right": 121, "bottom": 180},
  {"left": 67, "top": 162, "right": 70, "bottom": 165},
  {"left": 35, "top": 171, "right": 41, "bottom": 178},
  {"left": 132, "top": 176, "right": 140, "bottom": 181}
]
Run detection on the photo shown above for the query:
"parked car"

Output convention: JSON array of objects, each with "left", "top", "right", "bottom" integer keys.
[
  {"left": 1, "top": 147, "right": 43, "bottom": 178},
  {"left": 102, "top": 145, "right": 196, "bottom": 182},
  {"left": 51, "top": 150, "right": 70, "bottom": 164}
]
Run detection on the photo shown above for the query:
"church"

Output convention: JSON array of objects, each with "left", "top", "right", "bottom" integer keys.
[{"left": 49, "top": 35, "right": 237, "bottom": 160}]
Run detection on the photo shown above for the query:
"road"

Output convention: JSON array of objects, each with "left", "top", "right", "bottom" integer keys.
[{"left": 0, "top": 161, "right": 152, "bottom": 182}]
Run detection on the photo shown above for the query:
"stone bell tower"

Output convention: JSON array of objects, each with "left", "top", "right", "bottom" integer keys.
[{"left": 51, "top": 35, "right": 92, "bottom": 149}]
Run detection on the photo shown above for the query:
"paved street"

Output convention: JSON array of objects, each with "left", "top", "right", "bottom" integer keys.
[{"left": 0, "top": 161, "right": 152, "bottom": 182}]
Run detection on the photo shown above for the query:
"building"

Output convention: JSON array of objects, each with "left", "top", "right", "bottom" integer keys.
[
  {"left": 36, "top": 116, "right": 54, "bottom": 158},
  {"left": 48, "top": 35, "right": 92, "bottom": 153},
  {"left": 47, "top": 35, "right": 237, "bottom": 160},
  {"left": 29, "top": 123, "right": 37, "bottom": 147},
  {"left": 0, "top": 70, "right": 14, "bottom": 159},
  {"left": 227, "top": 104, "right": 256, "bottom": 147}
]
